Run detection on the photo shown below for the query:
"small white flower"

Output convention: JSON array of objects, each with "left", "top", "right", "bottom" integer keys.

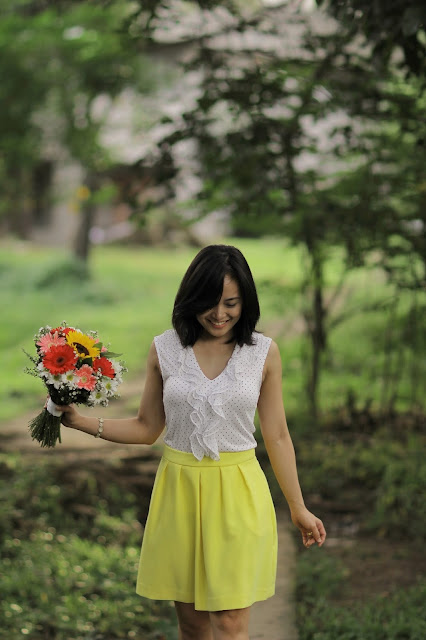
[
  {"left": 37, "top": 362, "right": 49, "bottom": 378},
  {"left": 63, "top": 370, "right": 78, "bottom": 388},
  {"left": 45, "top": 373, "right": 65, "bottom": 389},
  {"left": 88, "top": 389, "right": 109, "bottom": 405},
  {"left": 109, "top": 360, "right": 123, "bottom": 376},
  {"left": 102, "top": 378, "right": 119, "bottom": 395}
]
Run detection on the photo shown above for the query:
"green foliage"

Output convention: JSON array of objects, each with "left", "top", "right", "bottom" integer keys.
[
  {"left": 156, "top": 5, "right": 425, "bottom": 282},
  {"left": 295, "top": 428, "right": 426, "bottom": 540},
  {"left": 0, "top": 451, "right": 176, "bottom": 638},
  {"left": 369, "top": 447, "right": 426, "bottom": 539},
  {"left": 34, "top": 257, "right": 90, "bottom": 289},
  {"left": 0, "top": 0, "right": 153, "bottom": 227},
  {"left": 316, "top": 0, "right": 426, "bottom": 77},
  {"left": 1, "top": 533, "right": 176, "bottom": 639},
  {"left": 0, "top": 453, "right": 148, "bottom": 546},
  {"left": 296, "top": 547, "right": 349, "bottom": 604},
  {"left": 296, "top": 576, "right": 426, "bottom": 640},
  {"left": 296, "top": 546, "right": 426, "bottom": 640},
  {"left": 150, "top": 1, "right": 425, "bottom": 415}
]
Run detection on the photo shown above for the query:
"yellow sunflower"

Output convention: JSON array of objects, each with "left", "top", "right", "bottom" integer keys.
[{"left": 66, "top": 330, "right": 101, "bottom": 360}]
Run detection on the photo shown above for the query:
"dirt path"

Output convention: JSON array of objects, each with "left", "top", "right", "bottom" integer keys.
[
  {"left": 1, "top": 380, "right": 298, "bottom": 640},
  {"left": 249, "top": 511, "right": 298, "bottom": 640}
]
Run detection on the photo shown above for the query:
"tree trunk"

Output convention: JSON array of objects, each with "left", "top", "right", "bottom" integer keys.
[
  {"left": 8, "top": 167, "right": 34, "bottom": 239},
  {"left": 305, "top": 251, "right": 327, "bottom": 421},
  {"left": 74, "top": 176, "right": 96, "bottom": 264}
]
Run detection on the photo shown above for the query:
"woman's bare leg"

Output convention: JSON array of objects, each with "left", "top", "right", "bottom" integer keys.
[
  {"left": 175, "top": 601, "right": 213, "bottom": 640},
  {"left": 210, "top": 607, "right": 251, "bottom": 640}
]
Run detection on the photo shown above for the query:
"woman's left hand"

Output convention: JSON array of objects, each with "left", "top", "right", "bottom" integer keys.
[{"left": 291, "top": 506, "right": 326, "bottom": 548}]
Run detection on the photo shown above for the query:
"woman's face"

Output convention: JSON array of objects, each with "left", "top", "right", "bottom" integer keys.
[{"left": 196, "top": 275, "right": 242, "bottom": 341}]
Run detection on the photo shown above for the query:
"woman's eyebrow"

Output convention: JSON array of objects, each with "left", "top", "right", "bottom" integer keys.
[{"left": 224, "top": 296, "right": 241, "bottom": 301}]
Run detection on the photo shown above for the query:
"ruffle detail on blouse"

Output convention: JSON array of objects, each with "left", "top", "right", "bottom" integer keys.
[{"left": 178, "top": 344, "right": 260, "bottom": 461}]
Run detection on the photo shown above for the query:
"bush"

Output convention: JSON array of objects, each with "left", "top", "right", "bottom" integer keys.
[
  {"left": 0, "top": 454, "right": 149, "bottom": 546},
  {"left": 368, "top": 441, "right": 426, "bottom": 539},
  {"left": 294, "top": 430, "right": 426, "bottom": 540}
]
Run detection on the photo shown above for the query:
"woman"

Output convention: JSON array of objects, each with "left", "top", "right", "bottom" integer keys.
[{"left": 58, "top": 245, "right": 326, "bottom": 640}]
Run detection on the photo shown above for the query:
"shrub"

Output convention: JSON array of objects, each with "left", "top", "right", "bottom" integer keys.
[
  {"left": 369, "top": 441, "right": 426, "bottom": 540},
  {"left": 294, "top": 430, "right": 426, "bottom": 541},
  {"left": 0, "top": 454, "right": 151, "bottom": 546}
]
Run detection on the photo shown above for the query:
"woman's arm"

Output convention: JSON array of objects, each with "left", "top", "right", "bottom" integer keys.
[
  {"left": 257, "top": 341, "right": 326, "bottom": 548},
  {"left": 57, "top": 341, "right": 165, "bottom": 445}
]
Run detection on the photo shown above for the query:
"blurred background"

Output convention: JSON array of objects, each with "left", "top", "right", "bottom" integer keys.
[{"left": 1, "top": 1, "right": 425, "bottom": 638}]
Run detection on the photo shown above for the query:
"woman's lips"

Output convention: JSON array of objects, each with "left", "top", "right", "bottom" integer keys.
[{"left": 208, "top": 319, "right": 229, "bottom": 328}]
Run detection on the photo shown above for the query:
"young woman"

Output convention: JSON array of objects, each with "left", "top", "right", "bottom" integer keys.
[{"left": 58, "top": 245, "right": 326, "bottom": 640}]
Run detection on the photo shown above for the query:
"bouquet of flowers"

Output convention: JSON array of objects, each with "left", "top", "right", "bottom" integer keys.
[{"left": 25, "top": 323, "right": 126, "bottom": 447}]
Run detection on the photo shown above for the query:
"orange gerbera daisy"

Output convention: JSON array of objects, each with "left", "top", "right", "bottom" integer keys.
[
  {"left": 43, "top": 345, "right": 77, "bottom": 374},
  {"left": 93, "top": 357, "right": 115, "bottom": 379}
]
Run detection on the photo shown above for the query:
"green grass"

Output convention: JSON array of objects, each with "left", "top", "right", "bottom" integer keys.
[
  {"left": 0, "top": 237, "right": 424, "bottom": 422},
  {"left": 0, "top": 238, "right": 298, "bottom": 420}
]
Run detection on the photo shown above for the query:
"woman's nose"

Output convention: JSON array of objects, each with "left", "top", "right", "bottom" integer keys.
[{"left": 212, "top": 304, "right": 226, "bottom": 320}]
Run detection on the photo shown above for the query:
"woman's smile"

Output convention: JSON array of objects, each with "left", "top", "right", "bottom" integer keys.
[
  {"left": 196, "top": 275, "right": 242, "bottom": 340},
  {"left": 207, "top": 319, "right": 230, "bottom": 329}
]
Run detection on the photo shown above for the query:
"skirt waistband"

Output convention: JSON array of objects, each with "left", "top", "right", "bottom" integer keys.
[{"left": 163, "top": 444, "right": 255, "bottom": 467}]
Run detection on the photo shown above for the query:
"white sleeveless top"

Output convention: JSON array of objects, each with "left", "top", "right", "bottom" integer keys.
[{"left": 154, "top": 329, "right": 272, "bottom": 461}]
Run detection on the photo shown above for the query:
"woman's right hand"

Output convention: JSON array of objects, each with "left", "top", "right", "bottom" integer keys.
[{"left": 55, "top": 403, "right": 82, "bottom": 430}]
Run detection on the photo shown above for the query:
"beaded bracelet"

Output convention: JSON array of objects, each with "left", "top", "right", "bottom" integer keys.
[{"left": 95, "top": 417, "right": 104, "bottom": 438}]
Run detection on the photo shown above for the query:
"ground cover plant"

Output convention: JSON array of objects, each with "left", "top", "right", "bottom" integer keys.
[
  {"left": 0, "top": 451, "right": 177, "bottom": 640},
  {"left": 296, "top": 546, "right": 426, "bottom": 640},
  {"left": 291, "top": 409, "right": 426, "bottom": 640}
]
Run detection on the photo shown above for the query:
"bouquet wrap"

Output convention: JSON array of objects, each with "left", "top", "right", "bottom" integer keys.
[{"left": 25, "top": 323, "right": 126, "bottom": 447}]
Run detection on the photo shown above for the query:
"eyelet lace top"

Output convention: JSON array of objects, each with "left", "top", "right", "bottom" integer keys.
[{"left": 154, "top": 329, "right": 272, "bottom": 461}]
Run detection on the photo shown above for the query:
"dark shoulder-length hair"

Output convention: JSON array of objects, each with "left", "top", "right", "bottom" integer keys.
[{"left": 172, "top": 244, "right": 260, "bottom": 347}]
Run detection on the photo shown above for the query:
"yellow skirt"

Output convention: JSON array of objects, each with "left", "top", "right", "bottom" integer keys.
[{"left": 136, "top": 445, "right": 277, "bottom": 611}]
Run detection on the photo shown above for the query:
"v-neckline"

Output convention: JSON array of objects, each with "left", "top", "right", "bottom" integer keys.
[{"left": 190, "top": 342, "right": 238, "bottom": 382}]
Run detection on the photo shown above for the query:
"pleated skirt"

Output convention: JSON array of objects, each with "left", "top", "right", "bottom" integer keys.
[{"left": 136, "top": 445, "right": 277, "bottom": 611}]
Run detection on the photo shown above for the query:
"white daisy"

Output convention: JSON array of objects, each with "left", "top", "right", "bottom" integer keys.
[
  {"left": 101, "top": 378, "right": 119, "bottom": 395},
  {"left": 45, "top": 372, "right": 65, "bottom": 389},
  {"left": 63, "top": 370, "right": 78, "bottom": 388},
  {"left": 109, "top": 360, "right": 124, "bottom": 378},
  {"left": 88, "top": 389, "right": 109, "bottom": 405},
  {"left": 37, "top": 362, "right": 49, "bottom": 378}
]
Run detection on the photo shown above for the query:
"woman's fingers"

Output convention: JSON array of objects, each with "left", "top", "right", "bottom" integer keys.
[
  {"left": 302, "top": 518, "right": 326, "bottom": 548},
  {"left": 302, "top": 528, "right": 317, "bottom": 548},
  {"left": 316, "top": 518, "right": 327, "bottom": 546}
]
